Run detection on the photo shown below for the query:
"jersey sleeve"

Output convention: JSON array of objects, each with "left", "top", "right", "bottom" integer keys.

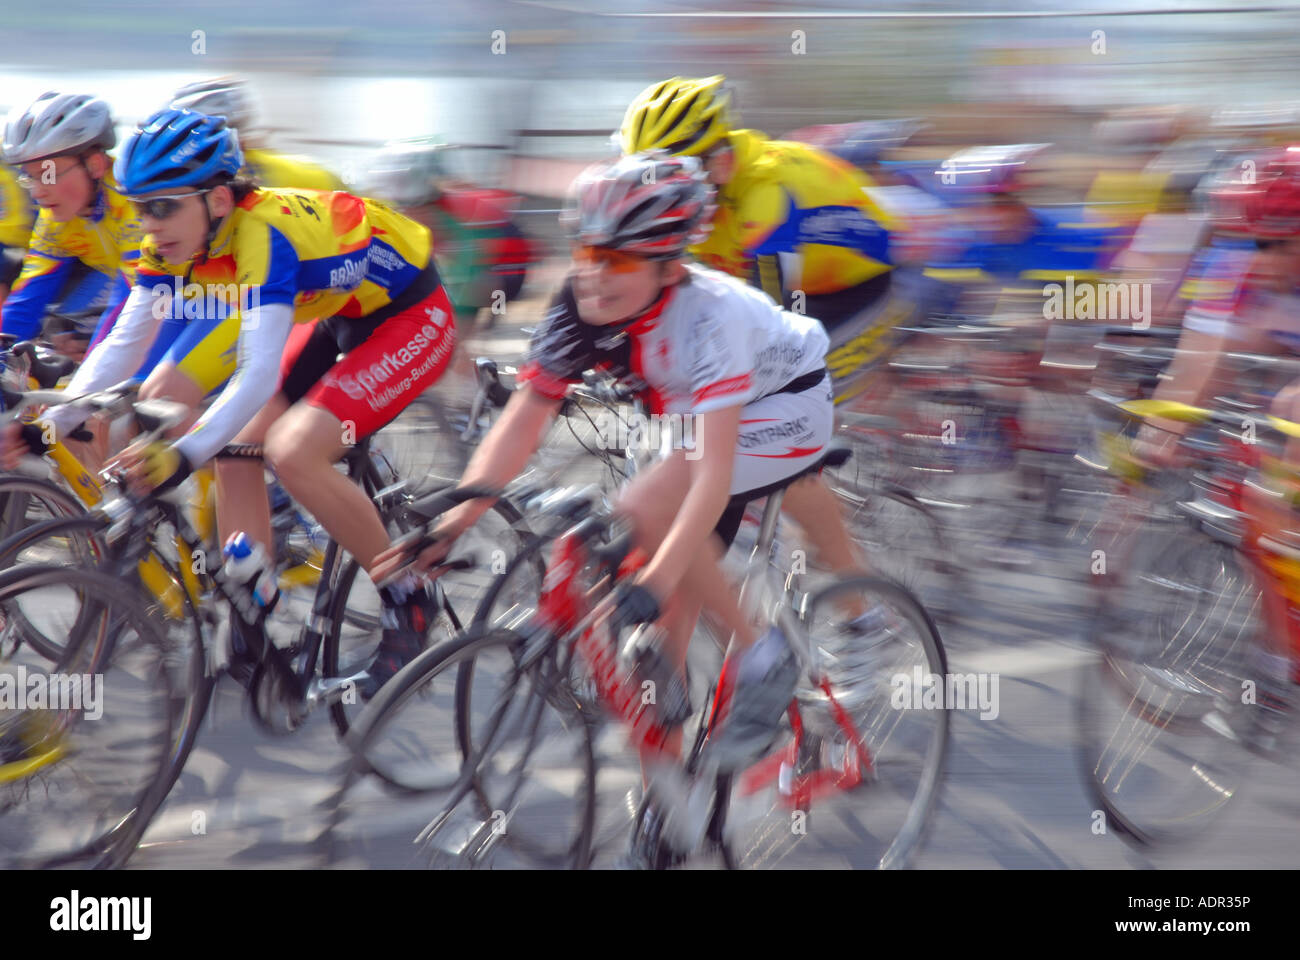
[
  {"left": 40, "top": 283, "right": 162, "bottom": 436},
  {"left": 0, "top": 224, "right": 74, "bottom": 339},
  {"left": 232, "top": 219, "right": 300, "bottom": 306},
  {"left": 686, "top": 307, "right": 754, "bottom": 414},
  {"left": 1179, "top": 246, "right": 1253, "bottom": 339},
  {"left": 173, "top": 302, "right": 295, "bottom": 466},
  {"left": 517, "top": 278, "right": 591, "bottom": 400}
]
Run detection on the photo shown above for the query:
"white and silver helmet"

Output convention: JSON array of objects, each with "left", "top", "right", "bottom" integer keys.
[
  {"left": 365, "top": 141, "right": 446, "bottom": 207},
  {"left": 170, "top": 77, "right": 257, "bottom": 132},
  {"left": 563, "top": 152, "right": 716, "bottom": 260},
  {"left": 2, "top": 91, "right": 116, "bottom": 164}
]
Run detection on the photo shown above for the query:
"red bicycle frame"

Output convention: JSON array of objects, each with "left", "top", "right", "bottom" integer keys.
[{"left": 534, "top": 521, "right": 879, "bottom": 811}]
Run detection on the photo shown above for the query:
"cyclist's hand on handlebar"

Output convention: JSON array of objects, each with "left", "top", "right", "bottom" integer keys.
[
  {"left": 372, "top": 526, "right": 458, "bottom": 584},
  {"left": 1, "top": 420, "right": 51, "bottom": 470},
  {"left": 112, "top": 440, "right": 192, "bottom": 497},
  {"left": 609, "top": 582, "right": 662, "bottom": 635}
]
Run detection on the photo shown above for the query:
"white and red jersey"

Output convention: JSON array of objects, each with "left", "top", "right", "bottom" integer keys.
[
  {"left": 520, "top": 264, "right": 830, "bottom": 415},
  {"left": 1181, "top": 241, "right": 1300, "bottom": 352}
]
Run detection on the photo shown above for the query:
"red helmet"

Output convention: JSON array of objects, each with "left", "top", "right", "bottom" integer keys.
[{"left": 1242, "top": 146, "right": 1300, "bottom": 239}]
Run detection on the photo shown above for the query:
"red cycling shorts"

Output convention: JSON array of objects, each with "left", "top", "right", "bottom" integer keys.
[{"left": 278, "top": 276, "right": 455, "bottom": 439}]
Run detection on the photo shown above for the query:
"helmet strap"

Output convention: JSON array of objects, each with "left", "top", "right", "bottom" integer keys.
[
  {"left": 198, "top": 185, "right": 234, "bottom": 264},
  {"left": 72, "top": 153, "right": 104, "bottom": 219},
  {"left": 199, "top": 194, "right": 219, "bottom": 264}
]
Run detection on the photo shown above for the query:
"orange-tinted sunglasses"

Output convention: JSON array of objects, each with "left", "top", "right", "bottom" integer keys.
[{"left": 572, "top": 244, "right": 647, "bottom": 274}]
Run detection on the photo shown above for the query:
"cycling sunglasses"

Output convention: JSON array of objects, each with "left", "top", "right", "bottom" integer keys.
[
  {"left": 14, "top": 156, "right": 86, "bottom": 191},
  {"left": 572, "top": 244, "right": 649, "bottom": 274},
  {"left": 129, "top": 189, "right": 211, "bottom": 220}
]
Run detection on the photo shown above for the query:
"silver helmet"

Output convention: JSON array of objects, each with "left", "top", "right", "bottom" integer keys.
[
  {"left": 3, "top": 91, "right": 116, "bottom": 164},
  {"left": 170, "top": 77, "right": 257, "bottom": 132}
]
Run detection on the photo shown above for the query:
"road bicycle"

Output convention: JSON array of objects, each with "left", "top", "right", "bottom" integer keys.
[
  {"left": 342, "top": 443, "right": 951, "bottom": 869},
  {"left": 1078, "top": 395, "right": 1300, "bottom": 846}
]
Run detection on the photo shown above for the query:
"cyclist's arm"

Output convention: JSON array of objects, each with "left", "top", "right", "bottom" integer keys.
[
  {"left": 736, "top": 183, "right": 794, "bottom": 305},
  {"left": 170, "top": 303, "right": 294, "bottom": 467},
  {"left": 39, "top": 283, "right": 164, "bottom": 437},
  {"left": 637, "top": 403, "right": 740, "bottom": 601},
  {"left": 1136, "top": 322, "right": 1270, "bottom": 446},
  {"left": 434, "top": 383, "right": 563, "bottom": 537},
  {"left": 0, "top": 252, "right": 74, "bottom": 340}
]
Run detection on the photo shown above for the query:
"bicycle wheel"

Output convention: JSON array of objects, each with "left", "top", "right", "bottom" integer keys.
[
  {"left": 321, "top": 493, "right": 541, "bottom": 745},
  {"left": 0, "top": 512, "right": 109, "bottom": 662},
  {"left": 0, "top": 475, "right": 87, "bottom": 560},
  {"left": 371, "top": 387, "right": 471, "bottom": 497},
  {"left": 344, "top": 623, "right": 596, "bottom": 868},
  {"left": 0, "top": 563, "right": 180, "bottom": 868},
  {"left": 717, "top": 576, "right": 950, "bottom": 869},
  {"left": 519, "top": 394, "right": 634, "bottom": 497},
  {"left": 1077, "top": 526, "right": 1261, "bottom": 846},
  {"left": 829, "top": 474, "right": 962, "bottom": 627},
  {"left": 0, "top": 511, "right": 215, "bottom": 840}
]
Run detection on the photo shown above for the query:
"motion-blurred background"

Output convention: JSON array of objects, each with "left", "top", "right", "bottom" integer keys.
[{"left": 5, "top": 0, "right": 1299, "bottom": 204}]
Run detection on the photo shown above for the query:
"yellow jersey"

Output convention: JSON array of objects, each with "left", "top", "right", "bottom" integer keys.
[
  {"left": 0, "top": 170, "right": 141, "bottom": 339},
  {"left": 691, "top": 129, "right": 898, "bottom": 303},
  {"left": 0, "top": 165, "right": 34, "bottom": 249},
  {"left": 243, "top": 148, "right": 345, "bottom": 192},
  {"left": 136, "top": 187, "right": 432, "bottom": 323}
]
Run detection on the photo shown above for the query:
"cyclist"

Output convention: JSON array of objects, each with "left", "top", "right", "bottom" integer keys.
[
  {"left": 372, "top": 153, "right": 883, "bottom": 864},
  {"left": 1130, "top": 148, "right": 1300, "bottom": 465},
  {"left": 18, "top": 108, "right": 456, "bottom": 698},
  {"left": 0, "top": 163, "right": 34, "bottom": 305},
  {"left": 1124, "top": 146, "right": 1300, "bottom": 749},
  {"left": 169, "top": 76, "right": 344, "bottom": 191},
  {"left": 619, "top": 75, "right": 905, "bottom": 582},
  {"left": 365, "top": 140, "right": 527, "bottom": 378},
  {"left": 0, "top": 91, "right": 140, "bottom": 353}
]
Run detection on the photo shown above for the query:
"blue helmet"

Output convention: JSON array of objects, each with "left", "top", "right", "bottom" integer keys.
[{"left": 114, "top": 108, "right": 242, "bottom": 195}]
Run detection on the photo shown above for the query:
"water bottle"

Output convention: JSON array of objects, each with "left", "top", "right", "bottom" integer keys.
[{"left": 221, "top": 533, "right": 279, "bottom": 622}]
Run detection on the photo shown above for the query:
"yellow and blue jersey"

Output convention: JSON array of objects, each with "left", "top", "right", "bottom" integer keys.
[
  {"left": 0, "top": 165, "right": 35, "bottom": 250},
  {"left": 0, "top": 170, "right": 142, "bottom": 339},
  {"left": 243, "top": 148, "right": 345, "bottom": 192},
  {"left": 135, "top": 187, "right": 432, "bottom": 323},
  {"left": 691, "top": 129, "right": 898, "bottom": 304}
]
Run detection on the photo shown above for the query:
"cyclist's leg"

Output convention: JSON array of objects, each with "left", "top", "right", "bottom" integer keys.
[
  {"left": 263, "top": 287, "right": 456, "bottom": 573},
  {"left": 213, "top": 319, "right": 320, "bottom": 552},
  {"left": 259, "top": 287, "right": 455, "bottom": 695}
]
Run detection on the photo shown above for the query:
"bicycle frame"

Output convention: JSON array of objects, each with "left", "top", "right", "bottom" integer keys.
[{"left": 528, "top": 486, "right": 877, "bottom": 813}]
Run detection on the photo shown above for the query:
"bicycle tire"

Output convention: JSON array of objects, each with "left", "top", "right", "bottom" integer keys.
[
  {"left": 714, "top": 575, "right": 950, "bottom": 870},
  {"left": 0, "top": 562, "right": 180, "bottom": 869},
  {"left": 0, "top": 474, "right": 88, "bottom": 559},
  {"left": 343, "top": 622, "right": 597, "bottom": 867},
  {"left": 0, "top": 510, "right": 215, "bottom": 842},
  {"left": 0, "top": 511, "right": 108, "bottom": 661},
  {"left": 1076, "top": 526, "right": 1260, "bottom": 847}
]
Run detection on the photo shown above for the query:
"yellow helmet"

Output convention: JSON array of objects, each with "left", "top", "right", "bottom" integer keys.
[{"left": 620, "top": 76, "right": 733, "bottom": 157}]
